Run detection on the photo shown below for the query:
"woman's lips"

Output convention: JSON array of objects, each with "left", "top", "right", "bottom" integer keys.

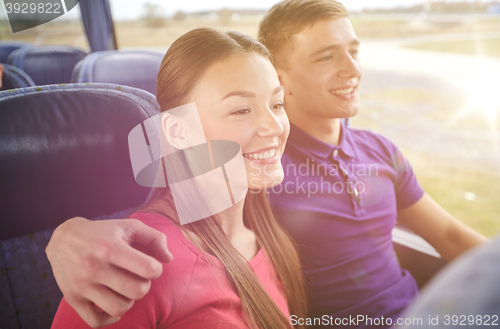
[{"left": 243, "top": 148, "right": 280, "bottom": 165}]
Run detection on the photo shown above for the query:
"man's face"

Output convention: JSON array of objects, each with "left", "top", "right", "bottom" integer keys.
[{"left": 278, "top": 17, "right": 362, "bottom": 119}]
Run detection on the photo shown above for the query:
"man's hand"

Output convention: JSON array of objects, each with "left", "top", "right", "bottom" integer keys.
[{"left": 46, "top": 217, "right": 173, "bottom": 328}]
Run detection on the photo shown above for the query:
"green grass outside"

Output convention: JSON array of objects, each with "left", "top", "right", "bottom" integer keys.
[
  {"left": 354, "top": 89, "right": 500, "bottom": 238},
  {"left": 402, "top": 37, "right": 500, "bottom": 58},
  {"left": 406, "top": 150, "right": 500, "bottom": 238}
]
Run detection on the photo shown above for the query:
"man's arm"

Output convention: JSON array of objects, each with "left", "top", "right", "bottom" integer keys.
[
  {"left": 46, "top": 217, "right": 173, "bottom": 328},
  {"left": 397, "top": 193, "right": 488, "bottom": 262}
]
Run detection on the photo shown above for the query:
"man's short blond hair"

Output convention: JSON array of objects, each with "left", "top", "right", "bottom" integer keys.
[{"left": 258, "top": 0, "right": 349, "bottom": 68}]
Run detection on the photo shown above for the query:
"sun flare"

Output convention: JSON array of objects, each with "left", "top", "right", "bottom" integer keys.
[{"left": 447, "top": 57, "right": 500, "bottom": 130}]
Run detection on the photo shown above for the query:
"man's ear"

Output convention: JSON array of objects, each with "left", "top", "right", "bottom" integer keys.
[
  {"left": 161, "top": 112, "right": 190, "bottom": 150},
  {"left": 276, "top": 68, "right": 292, "bottom": 96}
]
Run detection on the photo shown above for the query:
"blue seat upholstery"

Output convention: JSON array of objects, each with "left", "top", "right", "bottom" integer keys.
[
  {"left": 7, "top": 45, "right": 87, "bottom": 85},
  {"left": 72, "top": 50, "right": 164, "bottom": 94},
  {"left": 0, "top": 41, "right": 29, "bottom": 63},
  {"left": 1, "top": 64, "right": 35, "bottom": 90},
  {"left": 0, "top": 83, "right": 159, "bottom": 329}
]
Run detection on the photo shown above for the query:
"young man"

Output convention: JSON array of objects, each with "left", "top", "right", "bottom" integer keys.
[{"left": 46, "top": 1, "right": 487, "bottom": 328}]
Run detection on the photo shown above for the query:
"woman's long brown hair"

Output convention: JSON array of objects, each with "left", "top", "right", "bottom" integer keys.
[{"left": 137, "top": 28, "right": 307, "bottom": 329}]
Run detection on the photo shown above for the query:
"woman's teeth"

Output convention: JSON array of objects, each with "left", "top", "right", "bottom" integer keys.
[{"left": 243, "top": 148, "right": 276, "bottom": 160}]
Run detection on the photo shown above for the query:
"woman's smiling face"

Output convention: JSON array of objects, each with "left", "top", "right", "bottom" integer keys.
[{"left": 188, "top": 52, "right": 290, "bottom": 190}]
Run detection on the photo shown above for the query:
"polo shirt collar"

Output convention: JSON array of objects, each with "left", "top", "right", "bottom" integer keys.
[{"left": 287, "top": 121, "right": 355, "bottom": 158}]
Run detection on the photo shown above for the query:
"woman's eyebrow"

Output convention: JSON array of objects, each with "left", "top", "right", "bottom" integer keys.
[
  {"left": 222, "top": 86, "right": 283, "bottom": 100},
  {"left": 222, "top": 91, "right": 256, "bottom": 100}
]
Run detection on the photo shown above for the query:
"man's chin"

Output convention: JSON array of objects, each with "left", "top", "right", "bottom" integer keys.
[
  {"left": 348, "top": 106, "right": 360, "bottom": 118},
  {"left": 332, "top": 106, "right": 360, "bottom": 119}
]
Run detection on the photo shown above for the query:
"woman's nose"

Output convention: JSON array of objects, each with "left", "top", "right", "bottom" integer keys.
[{"left": 256, "top": 107, "right": 284, "bottom": 137}]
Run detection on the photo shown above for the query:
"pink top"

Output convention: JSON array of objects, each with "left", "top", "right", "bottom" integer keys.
[{"left": 51, "top": 212, "right": 290, "bottom": 329}]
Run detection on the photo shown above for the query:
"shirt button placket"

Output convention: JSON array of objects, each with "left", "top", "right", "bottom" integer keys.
[{"left": 341, "top": 162, "right": 363, "bottom": 212}]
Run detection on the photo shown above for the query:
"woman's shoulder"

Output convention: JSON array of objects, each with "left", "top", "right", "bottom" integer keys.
[
  {"left": 128, "top": 211, "right": 200, "bottom": 258},
  {"left": 126, "top": 212, "right": 203, "bottom": 324},
  {"left": 128, "top": 211, "right": 176, "bottom": 229}
]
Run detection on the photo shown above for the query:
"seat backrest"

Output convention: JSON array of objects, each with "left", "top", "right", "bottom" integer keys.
[
  {"left": 0, "top": 83, "right": 159, "bottom": 240},
  {"left": 72, "top": 50, "right": 164, "bottom": 95},
  {"left": 0, "top": 41, "right": 29, "bottom": 63},
  {"left": 1, "top": 63, "right": 36, "bottom": 90},
  {"left": 0, "top": 83, "right": 159, "bottom": 329},
  {"left": 7, "top": 45, "right": 87, "bottom": 85}
]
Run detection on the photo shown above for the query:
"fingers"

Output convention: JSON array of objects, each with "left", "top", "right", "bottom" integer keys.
[
  {"left": 100, "top": 239, "right": 164, "bottom": 280},
  {"left": 126, "top": 218, "right": 174, "bottom": 263},
  {"left": 94, "top": 264, "right": 152, "bottom": 301},
  {"left": 82, "top": 284, "right": 135, "bottom": 319},
  {"left": 80, "top": 218, "right": 172, "bottom": 281},
  {"left": 98, "top": 218, "right": 173, "bottom": 280},
  {"left": 48, "top": 217, "right": 171, "bottom": 328},
  {"left": 68, "top": 298, "right": 121, "bottom": 329}
]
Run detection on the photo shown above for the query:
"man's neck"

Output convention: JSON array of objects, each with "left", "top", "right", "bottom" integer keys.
[{"left": 287, "top": 108, "right": 342, "bottom": 146}]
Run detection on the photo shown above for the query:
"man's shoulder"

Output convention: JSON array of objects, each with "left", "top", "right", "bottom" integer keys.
[
  {"left": 347, "top": 126, "right": 402, "bottom": 157},
  {"left": 348, "top": 126, "right": 396, "bottom": 148}
]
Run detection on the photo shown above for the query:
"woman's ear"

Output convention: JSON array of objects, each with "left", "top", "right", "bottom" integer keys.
[
  {"left": 276, "top": 69, "right": 292, "bottom": 96},
  {"left": 161, "top": 112, "right": 189, "bottom": 150},
  {"left": 161, "top": 103, "right": 207, "bottom": 150}
]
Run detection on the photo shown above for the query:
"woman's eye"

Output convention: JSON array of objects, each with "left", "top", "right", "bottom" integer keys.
[
  {"left": 231, "top": 108, "right": 250, "bottom": 115},
  {"left": 271, "top": 102, "right": 285, "bottom": 110},
  {"left": 350, "top": 50, "right": 359, "bottom": 56}
]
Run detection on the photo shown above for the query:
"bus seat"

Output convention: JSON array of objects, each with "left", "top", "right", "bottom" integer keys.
[
  {"left": 6, "top": 45, "right": 87, "bottom": 86},
  {"left": 1, "top": 64, "right": 35, "bottom": 90},
  {"left": 393, "top": 224, "right": 447, "bottom": 288},
  {"left": 72, "top": 50, "right": 164, "bottom": 95},
  {"left": 397, "top": 234, "right": 500, "bottom": 329},
  {"left": 0, "top": 83, "right": 159, "bottom": 329},
  {"left": 0, "top": 41, "right": 29, "bottom": 63}
]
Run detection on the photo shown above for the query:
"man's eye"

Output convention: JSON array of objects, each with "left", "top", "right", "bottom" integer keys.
[
  {"left": 231, "top": 108, "right": 250, "bottom": 115},
  {"left": 271, "top": 102, "right": 285, "bottom": 110},
  {"left": 319, "top": 55, "right": 333, "bottom": 61}
]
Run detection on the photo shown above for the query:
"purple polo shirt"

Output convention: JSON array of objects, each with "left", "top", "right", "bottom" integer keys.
[{"left": 268, "top": 123, "right": 424, "bottom": 328}]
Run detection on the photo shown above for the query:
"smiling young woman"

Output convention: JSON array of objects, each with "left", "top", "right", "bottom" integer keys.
[{"left": 50, "top": 28, "right": 307, "bottom": 329}]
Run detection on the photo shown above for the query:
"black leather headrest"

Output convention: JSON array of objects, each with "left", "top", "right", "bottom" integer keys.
[{"left": 0, "top": 85, "right": 155, "bottom": 239}]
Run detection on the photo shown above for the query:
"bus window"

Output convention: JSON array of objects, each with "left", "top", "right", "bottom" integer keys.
[
  {"left": 0, "top": 3, "right": 87, "bottom": 49},
  {"left": 350, "top": 7, "right": 500, "bottom": 238}
]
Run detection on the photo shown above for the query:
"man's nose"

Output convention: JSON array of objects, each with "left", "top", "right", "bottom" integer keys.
[{"left": 338, "top": 53, "right": 362, "bottom": 79}]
